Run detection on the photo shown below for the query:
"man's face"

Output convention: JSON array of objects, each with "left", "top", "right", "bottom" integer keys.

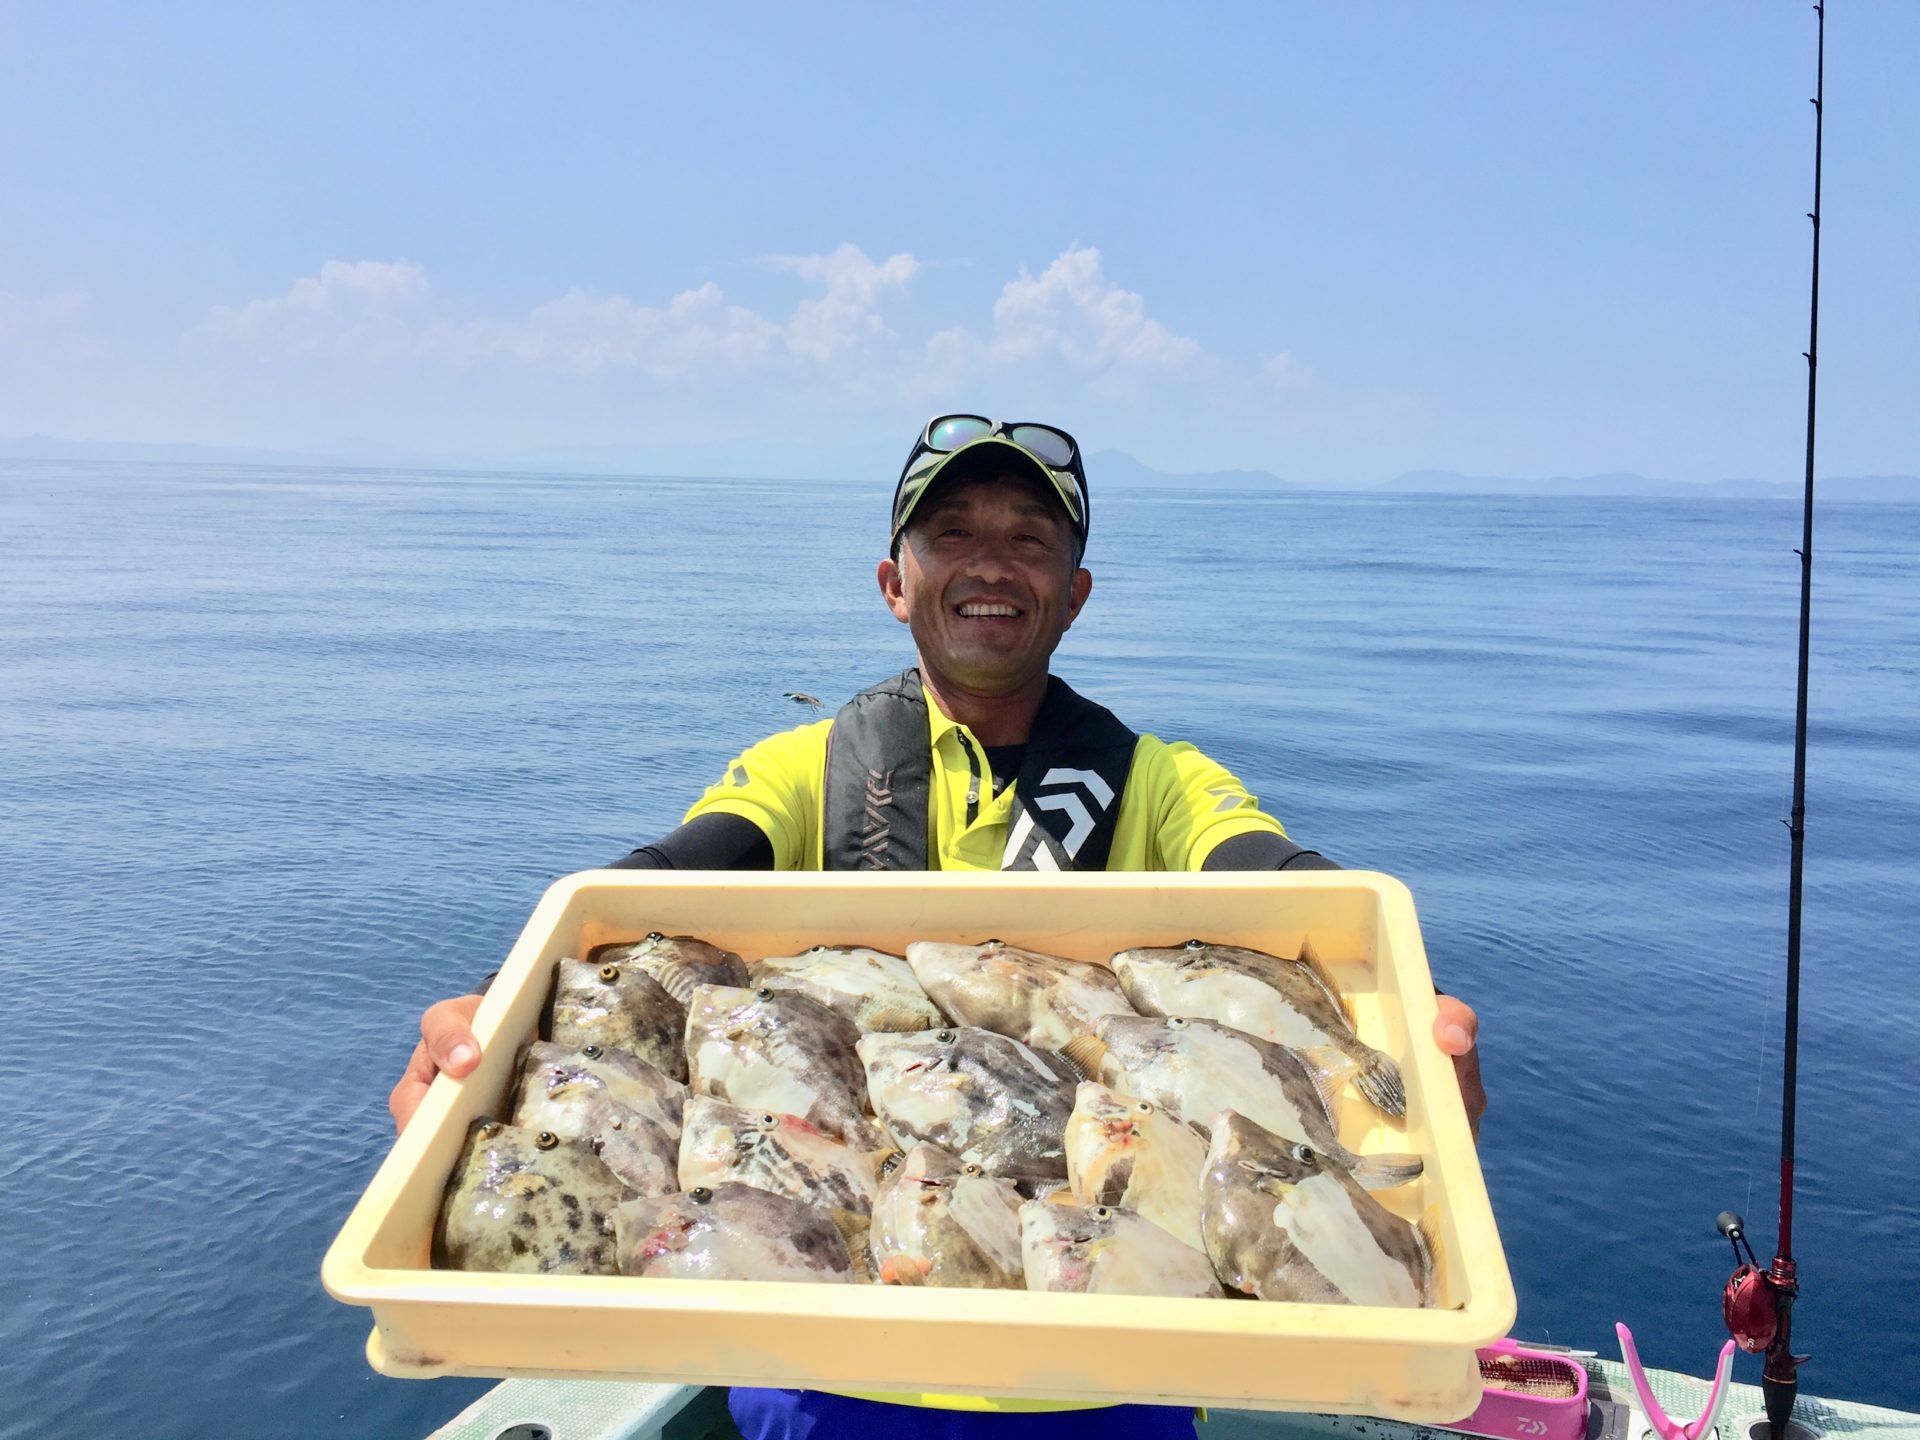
[{"left": 878, "top": 473, "right": 1093, "bottom": 697}]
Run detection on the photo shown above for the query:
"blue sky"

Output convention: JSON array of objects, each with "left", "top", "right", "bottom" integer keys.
[{"left": 1, "top": 3, "right": 1913, "bottom": 486}]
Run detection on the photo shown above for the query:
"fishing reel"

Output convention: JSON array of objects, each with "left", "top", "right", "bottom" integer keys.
[{"left": 1717, "top": 1210, "right": 1806, "bottom": 1363}]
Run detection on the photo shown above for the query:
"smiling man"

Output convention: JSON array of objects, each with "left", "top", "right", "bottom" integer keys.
[{"left": 390, "top": 414, "right": 1485, "bottom": 1440}]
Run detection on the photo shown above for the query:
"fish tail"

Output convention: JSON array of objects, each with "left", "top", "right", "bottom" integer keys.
[
  {"left": 1349, "top": 1151, "right": 1424, "bottom": 1190},
  {"left": 1416, "top": 1204, "right": 1443, "bottom": 1308},
  {"left": 1351, "top": 1046, "right": 1408, "bottom": 1117}
]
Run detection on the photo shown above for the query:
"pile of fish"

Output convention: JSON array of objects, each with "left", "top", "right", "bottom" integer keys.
[{"left": 434, "top": 933, "right": 1438, "bottom": 1308}]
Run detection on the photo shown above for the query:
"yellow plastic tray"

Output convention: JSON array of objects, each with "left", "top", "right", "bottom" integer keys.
[{"left": 322, "top": 870, "right": 1513, "bottom": 1420}]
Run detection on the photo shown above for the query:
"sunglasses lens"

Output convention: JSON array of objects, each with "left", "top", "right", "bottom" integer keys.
[
  {"left": 1008, "top": 424, "right": 1075, "bottom": 467},
  {"left": 928, "top": 416, "right": 993, "bottom": 453}
]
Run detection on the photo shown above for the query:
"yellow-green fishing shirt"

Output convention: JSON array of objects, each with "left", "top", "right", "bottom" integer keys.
[{"left": 685, "top": 685, "right": 1287, "bottom": 872}]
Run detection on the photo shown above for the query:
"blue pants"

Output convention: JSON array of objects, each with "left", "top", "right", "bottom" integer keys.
[{"left": 727, "top": 1389, "right": 1198, "bottom": 1440}]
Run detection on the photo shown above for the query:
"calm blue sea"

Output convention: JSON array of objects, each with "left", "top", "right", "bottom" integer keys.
[{"left": 2, "top": 461, "right": 1915, "bottom": 1439}]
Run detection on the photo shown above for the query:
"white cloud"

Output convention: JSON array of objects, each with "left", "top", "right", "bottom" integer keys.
[
  {"left": 1261, "top": 351, "right": 1307, "bottom": 386},
  {"left": 986, "top": 246, "right": 1203, "bottom": 372},
  {"left": 445, "top": 283, "right": 783, "bottom": 379},
  {"left": 771, "top": 243, "right": 918, "bottom": 361},
  {"left": 186, "top": 260, "right": 429, "bottom": 358}
]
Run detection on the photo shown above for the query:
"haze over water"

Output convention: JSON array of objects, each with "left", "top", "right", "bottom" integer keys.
[{"left": 3, "top": 461, "right": 1915, "bottom": 1439}]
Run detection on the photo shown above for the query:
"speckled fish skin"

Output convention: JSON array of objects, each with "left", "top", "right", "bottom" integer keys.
[
  {"left": 1199, "top": 1110, "right": 1433, "bottom": 1307},
  {"left": 613, "top": 1182, "right": 856, "bottom": 1283},
  {"left": 684, "top": 984, "right": 880, "bottom": 1145},
  {"left": 433, "top": 1118, "right": 628, "bottom": 1275},
  {"left": 749, "top": 945, "right": 947, "bottom": 1033},
  {"left": 1064, "top": 1081, "right": 1210, "bottom": 1252},
  {"left": 678, "top": 1095, "right": 887, "bottom": 1215},
  {"left": 1019, "top": 1199, "right": 1224, "bottom": 1298},
  {"left": 1088, "top": 1016, "right": 1421, "bottom": 1190},
  {"left": 508, "top": 1045, "right": 682, "bottom": 1196},
  {"left": 869, "top": 1142, "right": 1025, "bottom": 1288},
  {"left": 591, "top": 932, "right": 749, "bottom": 1006},
  {"left": 905, "top": 940, "right": 1137, "bottom": 1051},
  {"left": 1110, "top": 938, "right": 1406, "bottom": 1117},
  {"left": 549, "top": 957, "right": 687, "bottom": 1081},
  {"left": 513, "top": 1041, "right": 686, "bottom": 1134},
  {"left": 858, "top": 1025, "right": 1075, "bottom": 1182}
]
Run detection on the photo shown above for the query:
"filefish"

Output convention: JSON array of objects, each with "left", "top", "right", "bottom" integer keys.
[
  {"left": 433, "top": 1118, "right": 627, "bottom": 1275},
  {"left": 678, "top": 1095, "right": 888, "bottom": 1216},
  {"left": 512, "top": 1041, "right": 686, "bottom": 1134},
  {"left": 749, "top": 944, "right": 948, "bottom": 1033},
  {"left": 1110, "top": 938, "right": 1406, "bottom": 1116},
  {"left": 548, "top": 957, "right": 687, "bottom": 1081},
  {"left": 1019, "top": 1199, "right": 1223, "bottom": 1298},
  {"left": 684, "top": 984, "right": 881, "bottom": 1145},
  {"left": 614, "top": 1183, "right": 858, "bottom": 1283},
  {"left": 1063, "top": 1081, "right": 1210, "bottom": 1253},
  {"left": 858, "top": 1026, "right": 1075, "bottom": 1182},
  {"left": 1071, "top": 1016, "right": 1421, "bottom": 1190},
  {"left": 868, "top": 1142, "right": 1025, "bottom": 1289},
  {"left": 590, "top": 932, "right": 750, "bottom": 1006},
  {"left": 509, "top": 1043, "right": 684, "bottom": 1197},
  {"left": 905, "top": 939, "right": 1137, "bottom": 1051},
  {"left": 1199, "top": 1110, "right": 1434, "bottom": 1307}
]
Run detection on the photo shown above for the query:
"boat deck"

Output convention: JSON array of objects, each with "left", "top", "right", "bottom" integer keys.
[{"left": 426, "top": 1361, "right": 1920, "bottom": 1440}]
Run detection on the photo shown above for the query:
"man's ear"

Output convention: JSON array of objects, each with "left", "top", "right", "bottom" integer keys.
[
  {"left": 1064, "top": 566, "right": 1093, "bottom": 626},
  {"left": 877, "top": 557, "right": 910, "bottom": 623}
]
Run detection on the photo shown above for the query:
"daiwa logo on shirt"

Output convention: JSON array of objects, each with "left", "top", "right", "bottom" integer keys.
[{"left": 1003, "top": 767, "right": 1116, "bottom": 871}]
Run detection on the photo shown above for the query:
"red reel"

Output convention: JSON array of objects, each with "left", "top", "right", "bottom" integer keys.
[{"left": 1724, "top": 1263, "right": 1778, "bottom": 1354}]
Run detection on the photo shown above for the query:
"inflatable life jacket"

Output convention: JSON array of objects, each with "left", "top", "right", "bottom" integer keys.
[{"left": 821, "top": 668, "right": 1137, "bottom": 871}]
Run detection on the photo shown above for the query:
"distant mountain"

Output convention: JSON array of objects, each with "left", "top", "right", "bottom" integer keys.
[
  {"left": 1380, "top": 469, "right": 1919, "bottom": 502},
  {"left": 1087, "top": 449, "right": 1296, "bottom": 489}
]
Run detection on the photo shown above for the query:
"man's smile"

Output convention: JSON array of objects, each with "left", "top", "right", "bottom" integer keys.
[{"left": 955, "top": 600, "right": 1024, "bottom": 620}]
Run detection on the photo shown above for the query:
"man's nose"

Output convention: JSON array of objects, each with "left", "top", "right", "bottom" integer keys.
[{"left": 961, "top": 534, "right": 1019, "bottom": 581}]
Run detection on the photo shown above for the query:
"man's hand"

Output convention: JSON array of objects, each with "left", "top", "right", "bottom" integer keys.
[
  {"left": 1431, "top": 994, "right": 1486, "bottom": 1140},
  {"left": 389, "top": 994, "right": 485, "bottom": 1135}
]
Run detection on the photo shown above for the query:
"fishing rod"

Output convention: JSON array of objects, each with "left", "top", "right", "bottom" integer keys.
[{"left": 1717, "top": 5, "right": 1823, "bottom": 1437}]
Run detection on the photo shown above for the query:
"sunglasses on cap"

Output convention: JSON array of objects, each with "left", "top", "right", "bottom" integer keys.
[{"left": 892, "top": 413, "right": 1089, "bottom": 543}]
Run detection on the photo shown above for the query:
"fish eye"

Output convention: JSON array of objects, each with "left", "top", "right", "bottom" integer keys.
[
  {"left": 599, "top": 963, "right": 620, "bottom": 983},
  {"left": 535, "top": 1131, "right": 560, "bottom": 1150},
  {"left": 1091, "top": 1205, "right": 1112, "bottom": 1219},
  {"left": 962, "top": 1163, "right": 985, "bottom": 1178},
  {"left": 477, "top": 1120, "right": 502, "bottom": 1139},
  {"left": 1184, "top": 938, "right": 1205, "bottom": 949},
  {"left": 1136, "top": 1101, "right": 1154, "bottom": 1115},
  {"left": 759, "top": 1112, "right": 778, "bottom": 1127},
  {"left": 935, "top": 1029, "right": 956, "bottom": 1044},
  {"left": 646, "top": 931, "right": 665, "bottom": 942},
  {"left": 810, "top": 944, "right": 831, "bottom": 953},
  {"left": 1289, "top": 1144, "right": 1316, "bottom": 1165},
  {"left": 689, "top": 1186, "right": 713, "bottom": 1204},
  {"left": 581, "top": 1044, "right": 603, "bottom": 1059},
  {"left": 754, "top": 987, "right": 775, "bottom": 1002},
  {"left": 1167, "top": 1017, "right": 1188, "bottom": 1030}
]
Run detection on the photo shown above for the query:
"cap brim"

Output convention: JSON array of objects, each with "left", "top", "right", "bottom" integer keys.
[{"left": 892, "top": 436, "right": 1086, "bottom": 540}]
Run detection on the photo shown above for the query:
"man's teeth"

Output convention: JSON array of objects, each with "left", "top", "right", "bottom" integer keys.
[{"left": 958, "top": 603, "right": 1020, "bottom": 617}]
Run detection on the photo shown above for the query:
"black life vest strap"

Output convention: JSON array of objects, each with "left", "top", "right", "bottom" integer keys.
[{"left": 822, "top": 669, "right": 1137, "bottom": 871}]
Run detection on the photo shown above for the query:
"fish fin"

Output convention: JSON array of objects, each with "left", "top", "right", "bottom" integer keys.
[
  {"left": 1019, "top": 1177, "right": 1072, "bottom": 1203},
  {"left": 1298, "top": 1044, "right": 1361, "bottom": 1112},
  {"left": 1349, "top": 1151, "right": 1424, "bottom": 1190},
  {"left": 1415, "top": 1205, "right": 1444, "bottom": 1308},
  {"left": 1296, "top": 935, "right": 1354, "bottom": 1027},
  {"left": 861, "top": 1004, "right": 940, "bottom": 1033},
  {"left": 824, "top": 1206, "right": 872, "bottom": 1268},
  {"left": 1352, "top": 1047, "right": 1408, "bottom": 1117},
  {"left": 1057, "top": 1034, "right": 1110, "bottom": 1083}
]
